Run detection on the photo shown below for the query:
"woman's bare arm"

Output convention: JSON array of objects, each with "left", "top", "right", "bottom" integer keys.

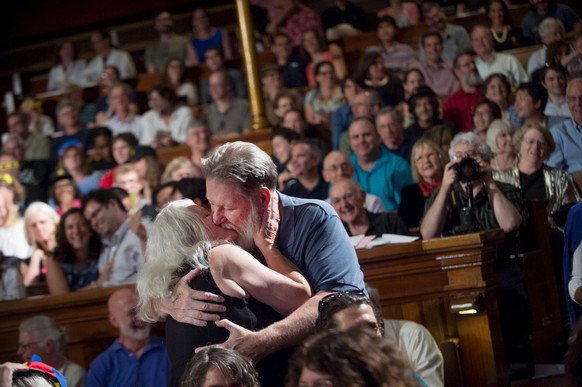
[
  {"left": 45, "top": 257, "right": 70, "bottom": 295},
  {"left": 209, "top": 244, "right": 311, "bottom": 314}
]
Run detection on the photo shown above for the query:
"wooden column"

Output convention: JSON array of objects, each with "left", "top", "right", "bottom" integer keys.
[{"left": 235, "top": 0, "right": 269, "bottom": 131}]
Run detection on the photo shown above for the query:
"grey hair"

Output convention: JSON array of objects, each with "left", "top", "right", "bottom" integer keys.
[
  {"left": 449, "top": 132, "right": 493, "bottom": 162},
  {"left": 23, "top": 202, "right": 60, "bottom": 247},
  {"left": 538, "top": 18, "right": 564, "bottom": 38},
  {"left": 13, "top": 374, "right": 56, "bottom": 387},
  {"left": 137, "top": 199, "right": 213, "bottom": 322},
  {"left": 376, "top": 106, "right": 404, "bottom": 126},
  {"left": 486, "top": 119, "right": 513, "bottom": 154},
  {"left": 202, "top": 142, "right": 277, "bottom": 193},
  {"left": 19, "top": 315, "right": 68, "bottom": 354}
]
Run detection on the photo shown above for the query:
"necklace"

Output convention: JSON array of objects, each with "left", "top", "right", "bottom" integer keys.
[{"left": 491, "top": 26, "right": 508, "bottom": 43}]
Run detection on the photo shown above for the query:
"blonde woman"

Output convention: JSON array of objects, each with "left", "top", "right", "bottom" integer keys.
[
  {"left": 160, "top": 156, "right": 199, "bottom": 184},
  {"left": 493, "top": 122, "right": 580, "bottom": 224},
  {"left": 23, "top": 202, "right": 60, "bottom": 286},
  {"left": 398, "top": 138, "right": 448, "bottom": 229},
  {"left": 487, "top": 119, "right": 516, "bottom": 172}
]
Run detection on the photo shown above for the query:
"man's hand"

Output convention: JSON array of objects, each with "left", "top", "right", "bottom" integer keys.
[
  {"left": 441, "top": 161, "right": 458, "bottom": 191},
  {"left": 254, "top": 193, "right": 280, "bottom": 251},
  {"left": 479, "top": 159, "right": 494, "bottom": 185},
  {"left": 164, "top": 268, "right": 227, "bottom": 326},
  {"left": 130, "top": 211, "right": 147, "bottom": 242},
  {"left": 196, "top": 319, "right": 266, "bottom": 363}
]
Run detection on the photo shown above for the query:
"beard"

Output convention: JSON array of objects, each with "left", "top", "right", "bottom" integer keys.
[
  {"left": 236, "top": 203, "right": 261, "bottom": 251},
  {"left": 120, "top": 322, "right": 151, "bottom": 341},
  {"left": 226, "top": 200, "right": 261, "bottom": 251},
  {"left": 464, "top": 72, "right": 483, "bottom": 87}
]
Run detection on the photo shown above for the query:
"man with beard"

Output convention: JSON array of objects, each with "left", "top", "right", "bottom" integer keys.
[
  {"left": 158, "top": 141, "right": 366, "bottom": 369},
  {"left": 442, "top": 52, "right": 484, "bottom": 133},
  {"left": 471, "top": 25, "right": 528, "bottom": 89},
  {"left": 87, "top": 288, "right": 170, "bottom": 387},
  {"left": 144, "top": 11, "right": 189, "bottom": 73}
]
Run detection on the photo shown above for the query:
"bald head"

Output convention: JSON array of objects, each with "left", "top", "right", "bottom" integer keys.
[
  {"left": 108, "top": 288, "right": 137, "bottom": 317},
  {"left": 323, "top": 151, "right": 353, "bottom": 184},
  {"left": 329, "top": 178, "right": 366, "bottom": 223},
  {"left": 108, "top": 288, "right": 151, "bottom": 340}
]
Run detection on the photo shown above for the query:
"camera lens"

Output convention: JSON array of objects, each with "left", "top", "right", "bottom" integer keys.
[{"left": 455, "top": 157, "right": 480, "bottom": 182}]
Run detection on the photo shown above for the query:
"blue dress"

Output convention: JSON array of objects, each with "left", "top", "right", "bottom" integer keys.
[
  {"left": 191, "top": 29, "right": 224, "bottom": 62},
  {"left": 60, "top": 260, "right": 99, "bottom": 291}
]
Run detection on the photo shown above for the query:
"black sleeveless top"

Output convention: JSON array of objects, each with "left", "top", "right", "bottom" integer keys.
[{"left": 166, "top": 268, "right": 294, "bottom": 386}]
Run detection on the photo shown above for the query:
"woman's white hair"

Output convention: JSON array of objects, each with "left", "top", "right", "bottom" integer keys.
[
  {"left": 23, "top": 202, "right": 60, "bottom": 247},
  {"left": 486, "top": 119, "right": 513, "bottom": 154},
  {"left": 137, "top": 199, "right": 214, "bottom": 322},
  {"left": 449, "top": 132, "right": 494, "bottom": 162}
]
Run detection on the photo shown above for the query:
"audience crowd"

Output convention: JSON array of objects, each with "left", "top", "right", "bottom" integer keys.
[{"left": 2, "top": 0, "right": 582, "bottom": 386}]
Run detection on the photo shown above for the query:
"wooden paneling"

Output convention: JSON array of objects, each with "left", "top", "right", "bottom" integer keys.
[
  {"left": 360, "top": 230, "right": 508, "bottom": 387},
  {"left": 0, "top": 231, "right": 506, "bottom": 386},
  {"left": 0, "top": 286, "right": 129, "bottom": 367}
]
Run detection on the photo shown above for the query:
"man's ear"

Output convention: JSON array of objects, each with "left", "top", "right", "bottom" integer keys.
[
  {"left": 109, "top": 313, "right": 119, "bottom": 329},
  {"left": 44, "top": 338, "right": 55, "bottom": 354},
  {"left": 258, "top": 187, "right": 272, "bottom": 208}
]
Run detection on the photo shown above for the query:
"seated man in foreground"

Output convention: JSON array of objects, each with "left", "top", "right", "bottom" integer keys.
[{"left": 87, "top": 288, "right": 170, "bottom": 387}]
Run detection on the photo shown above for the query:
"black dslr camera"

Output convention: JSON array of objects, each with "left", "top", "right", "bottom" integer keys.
[
  {"left": 454, "top": 157, "right": 481, "bottom": 182},
  {"left": 450, "top": 157, "right": 481, "bottom": 235}
]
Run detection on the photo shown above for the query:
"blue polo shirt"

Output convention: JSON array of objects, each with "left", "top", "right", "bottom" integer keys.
[
  {"left": 547, "top": 118, "right": 582, "bottom": 175},
  {"left": 277, "top": 192, "right": 366, "bottom": 294},
  {"left": 86, "top": 335, "right": 170, "bottom": 387},
  {"left": 351, "top": 146, "right": 413, "bottom": 212}
]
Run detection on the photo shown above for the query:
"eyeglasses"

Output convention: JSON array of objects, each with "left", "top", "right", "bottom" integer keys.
[
  {"left": 18, "top": 341, "right": 38, "bottom": 351},
  {"left": 0, "top": 160, "right": 20, "bottom": 170},
  {"left": 330, "top": 192, "right": 356, "bottom": 206},
  {"left": 414, "top": 152, "right": 438, "bottom": 164},
  {"left": 452, "top": 150, "right": 478, "bottom": 161},
  {"left": 523, "top": 137, "right": 547, "bottom": 148},
  {"left": 85, "top": 204, "right": 104, "bottom": 222},
  {"left": 318, "top": 291, "right": 367, "bottom": 313},
  {"left": 324, "top": 163, "right": 351, "bottom": 173}
]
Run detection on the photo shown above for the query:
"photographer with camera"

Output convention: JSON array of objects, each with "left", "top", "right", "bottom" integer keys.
[
  {"left": 421, "top": 132, "right": 533, "bottom": 377},
  {"left": 420, "top": 132, "right": 523, "bottom": 240}
]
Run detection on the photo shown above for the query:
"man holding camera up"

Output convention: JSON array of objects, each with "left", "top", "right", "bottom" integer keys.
[
  {"left": 421, "top": 132, "right": 533, "bottom": 377},
  {"left": 421, "top": 132, "right": 523, "bottom": 239}
]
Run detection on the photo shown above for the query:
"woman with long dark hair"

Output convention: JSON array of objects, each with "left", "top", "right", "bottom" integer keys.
[
  {"left": 303, "top": 61, "right": 344, "bottom": 127},
  {"left": 141, "top": 85, "right": 193, "bottom": 146},
  {"left": 354, "top": 50, "right": 404, "bottom": 108},
  {"left": 161, "top": 58, "right": 199, "bottom": 106},
  {"left": 46, "top": 208, "right": 108, "bottom": 294}
]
